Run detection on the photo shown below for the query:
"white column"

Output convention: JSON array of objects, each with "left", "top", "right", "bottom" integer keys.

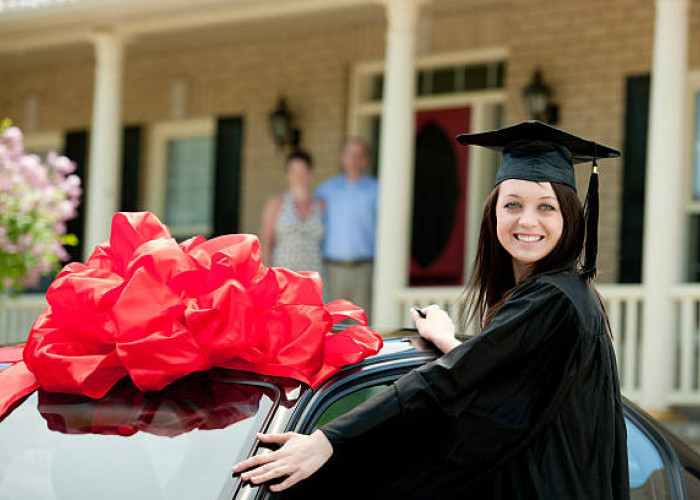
[
  {"left": 639, "top": 0, "right": 688, "bottom": 410},
  {"left": 372, "top": 0, "right": 427, "bottom": 330},
  {"left": 84, "top": 31, "right": 124, "bottom": 255}
]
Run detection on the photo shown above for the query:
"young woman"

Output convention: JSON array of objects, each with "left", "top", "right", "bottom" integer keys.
[
  {"left": 260, "top": 150, "right": 324, "bottom": 274},
  {"left": 234, "top": 122, "right": 630, "bottom": 499}
]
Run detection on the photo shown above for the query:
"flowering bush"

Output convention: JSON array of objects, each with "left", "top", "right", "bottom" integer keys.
[{"left": 0, "top": 121, "right": 81, "bottom": 293}]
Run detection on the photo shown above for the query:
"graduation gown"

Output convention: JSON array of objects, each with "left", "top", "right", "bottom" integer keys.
[{"left": 284, "top": 271, "right": 629, "bottom": 499}]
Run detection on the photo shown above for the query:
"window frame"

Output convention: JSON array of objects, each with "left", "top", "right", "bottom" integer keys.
[{"left": 145, "top": 118, "right": 216, "bottom": 237}]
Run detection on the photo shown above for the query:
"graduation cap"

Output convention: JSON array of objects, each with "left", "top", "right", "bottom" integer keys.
[{"left": 456, "top": 120, "right": 621, "bottom": 280}]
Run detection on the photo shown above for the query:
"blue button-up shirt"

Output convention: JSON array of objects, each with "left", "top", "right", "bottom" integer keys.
[{"left": 315, "top": 173, "right": 378, "bottom": 261}]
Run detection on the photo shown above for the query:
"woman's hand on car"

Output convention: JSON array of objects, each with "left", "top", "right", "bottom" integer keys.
[
  {"left": 232, "top": 429, "right": 333, "bottom": 492},
  {"left": 410, "top": 305, "right": 460, "bottom": 354}
]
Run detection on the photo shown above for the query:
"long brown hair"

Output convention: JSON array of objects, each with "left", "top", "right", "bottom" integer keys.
[{"left": 462, "top": 182, "right": 585, "bottom": 329}]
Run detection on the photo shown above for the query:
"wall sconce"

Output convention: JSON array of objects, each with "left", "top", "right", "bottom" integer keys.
[
  {"left": 269, "top": 97, "right": 301, "bottom": 148},
  {"left": 522, "top": 69, "right": 559, "bottom": 124}
]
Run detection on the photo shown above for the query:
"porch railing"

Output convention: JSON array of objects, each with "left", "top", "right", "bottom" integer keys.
[
  {"left": 6, "top": 284, "right": 700, "bottom": 407},
  {"left": 397, "top": 284, "right": 648, "bottom": 403},
  {"left": 0, "top": 294, "right": 47, "bottom": 345}
]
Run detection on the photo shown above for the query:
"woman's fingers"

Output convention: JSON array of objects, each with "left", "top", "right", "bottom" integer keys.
[
  {"left": 248, "top": 465, "right": 293, "bottom": 484},
  {"left": 232, "top": 450, "right": 275, "bottom": 473},
  {"left": 257, "top": 432, "right": 294, "bottom": 444},
  {"left": 233, "top": 433, "right": 295, "bottom": 473},
  {"left": 269, "top": 473, "right": 303, "bottom": 493}
]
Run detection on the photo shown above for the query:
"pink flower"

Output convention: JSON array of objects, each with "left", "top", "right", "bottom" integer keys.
[
  {"left": 1, "top": 127, "right": 23, "bottom": 153},
  {"left": 47, "top": 151, "right": 76, "bottom": 175},
  {"left": 61, "top": 175, "right": 82, "bottom": 199},
  {"left": 52, "top": 221, "right": 67, "bottom": 235},
  {"left": 57, "top": 199, "right": 76, "bottom": 220}
]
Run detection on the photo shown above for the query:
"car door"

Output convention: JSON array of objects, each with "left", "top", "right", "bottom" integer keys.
[{"left": 252, "top": 344, "right": 690, "bottom": 499}]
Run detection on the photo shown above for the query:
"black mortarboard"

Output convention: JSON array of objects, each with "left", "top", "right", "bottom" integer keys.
[{"left": 455, "top": 120, "right": 621, "bottom": 281}]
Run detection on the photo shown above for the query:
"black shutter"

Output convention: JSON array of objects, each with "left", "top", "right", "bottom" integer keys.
[
  {"left": 619, "top": 75, "right": 650, "bottom": 283},
  {"left": 213, "top": 117, "right": 244, "bottom": 236},
  {"left": 120, "top": 126, "right": 141, "bottom": 212},
  {"left": 64, "top": 130, "right": 88, "bottom": 263}
]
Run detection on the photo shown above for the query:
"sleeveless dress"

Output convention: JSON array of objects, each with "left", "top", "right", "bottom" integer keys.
[{"left": 271, "top": 191, "right": 324, "bottom": 274}]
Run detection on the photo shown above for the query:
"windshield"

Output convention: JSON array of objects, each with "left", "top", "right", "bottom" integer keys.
[{"left": 0, "top": 369, "right": 282, "bottom": 500}]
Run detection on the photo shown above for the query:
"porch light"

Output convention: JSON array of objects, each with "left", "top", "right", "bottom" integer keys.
[
  {"left": 269, "top": 97, "right": 301, "bottom": 148},
  {"left": 522, "top": 69, "right": 558, "bottom": 124}
]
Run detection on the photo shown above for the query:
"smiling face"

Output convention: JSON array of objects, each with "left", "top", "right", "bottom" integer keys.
[{"left": 496, "top": 179, "right": 564, "bottom": 281}]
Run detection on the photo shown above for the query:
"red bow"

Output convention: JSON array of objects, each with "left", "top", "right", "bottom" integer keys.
[{"left": 1, "top": 212, "right": 381, "bottom": 414}]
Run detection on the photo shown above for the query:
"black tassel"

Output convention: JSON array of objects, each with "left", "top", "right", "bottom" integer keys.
[{"left": 581, "top": 163, "right": 599, "bottom": 281}]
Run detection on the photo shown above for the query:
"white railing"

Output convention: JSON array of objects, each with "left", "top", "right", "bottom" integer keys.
[
  {"left": 0, "top": 294, "right": 46, "bottom": 345},
  {"left": 396, "top": 284, "right": 647, "bottom": 401},
  {"left": 600, "top": 285, "right": 644, "bottom": 402},
  {"left": 669, "top": 285, "right": 700, "bottom": 406},
  {"left": 7, "top": 283, "right": 700, "bottom": 407}
]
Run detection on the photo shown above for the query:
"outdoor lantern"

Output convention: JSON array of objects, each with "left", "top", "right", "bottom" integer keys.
[
  {"left": 269, "top": 97, "right": 300, "bottom": 148},
  {"left": 522, "top": 70, "right": 558, "bottom": 124}
]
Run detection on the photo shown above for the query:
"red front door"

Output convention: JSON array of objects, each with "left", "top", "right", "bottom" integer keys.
[{"left": 409, "top": 107, "right": 470, "bottom": 286}]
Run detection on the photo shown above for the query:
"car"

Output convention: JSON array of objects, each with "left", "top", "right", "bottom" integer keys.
[{"left": 1, "top": 335, "right": 699, "bottom": 499}]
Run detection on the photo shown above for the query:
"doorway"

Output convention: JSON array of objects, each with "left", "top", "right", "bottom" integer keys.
[{"left": 409, "top": 106, "right": 470, "bottom": 286}]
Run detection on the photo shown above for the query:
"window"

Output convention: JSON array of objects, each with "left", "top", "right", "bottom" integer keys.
[
  {"left": 163, "top": 136, "right": 215, "bottom": 238},
  {"left": 689, "top": 89, "right": 700, "bottom": 281},
  {"left": 686, "top": 78, "right": 700, "bottom": 282},
  {"left": 626, "top": 416, "right": 674, "bottom": 497},
  {"left": 313, "top": 384, "right": 389, "bottom": 428},
  {"left": 370, "top": 61, "right": 505, "bottom": 100},
  {"left": 146, "top": 119, "right": 215, "bottom": 240}
]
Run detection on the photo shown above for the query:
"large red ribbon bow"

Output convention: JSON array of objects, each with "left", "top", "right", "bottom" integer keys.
[{"left": 0, "top": 212, "right": 382, "bottom": 417}]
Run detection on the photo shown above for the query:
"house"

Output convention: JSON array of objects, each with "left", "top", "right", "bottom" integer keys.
[{"left": 0, "top": 0, "right": 695, "bottom": 413}]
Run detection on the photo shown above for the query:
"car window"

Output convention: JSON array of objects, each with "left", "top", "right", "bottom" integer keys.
[
  {"left": 0, "top": 369, "right": 279, "bottom": 500},
  {"left": 626, "top": 417, "right": 673, "bottom": 499},
  {"left": 313, "top": 384, "right": 389, "bottom": 429}
]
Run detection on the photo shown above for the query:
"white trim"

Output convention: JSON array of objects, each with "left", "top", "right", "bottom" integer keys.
[
  {"left": 22, "top": 130, "right": 63, "bottom": 153},
  {"left": 355, "top": 89, "right": 507, "bottom": 117},
  {"left": 352, "top": 46, "right": 509, "bottom": 77},
  {"left": 145, "top": 117, "right": 215, "bottom": 222}
]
